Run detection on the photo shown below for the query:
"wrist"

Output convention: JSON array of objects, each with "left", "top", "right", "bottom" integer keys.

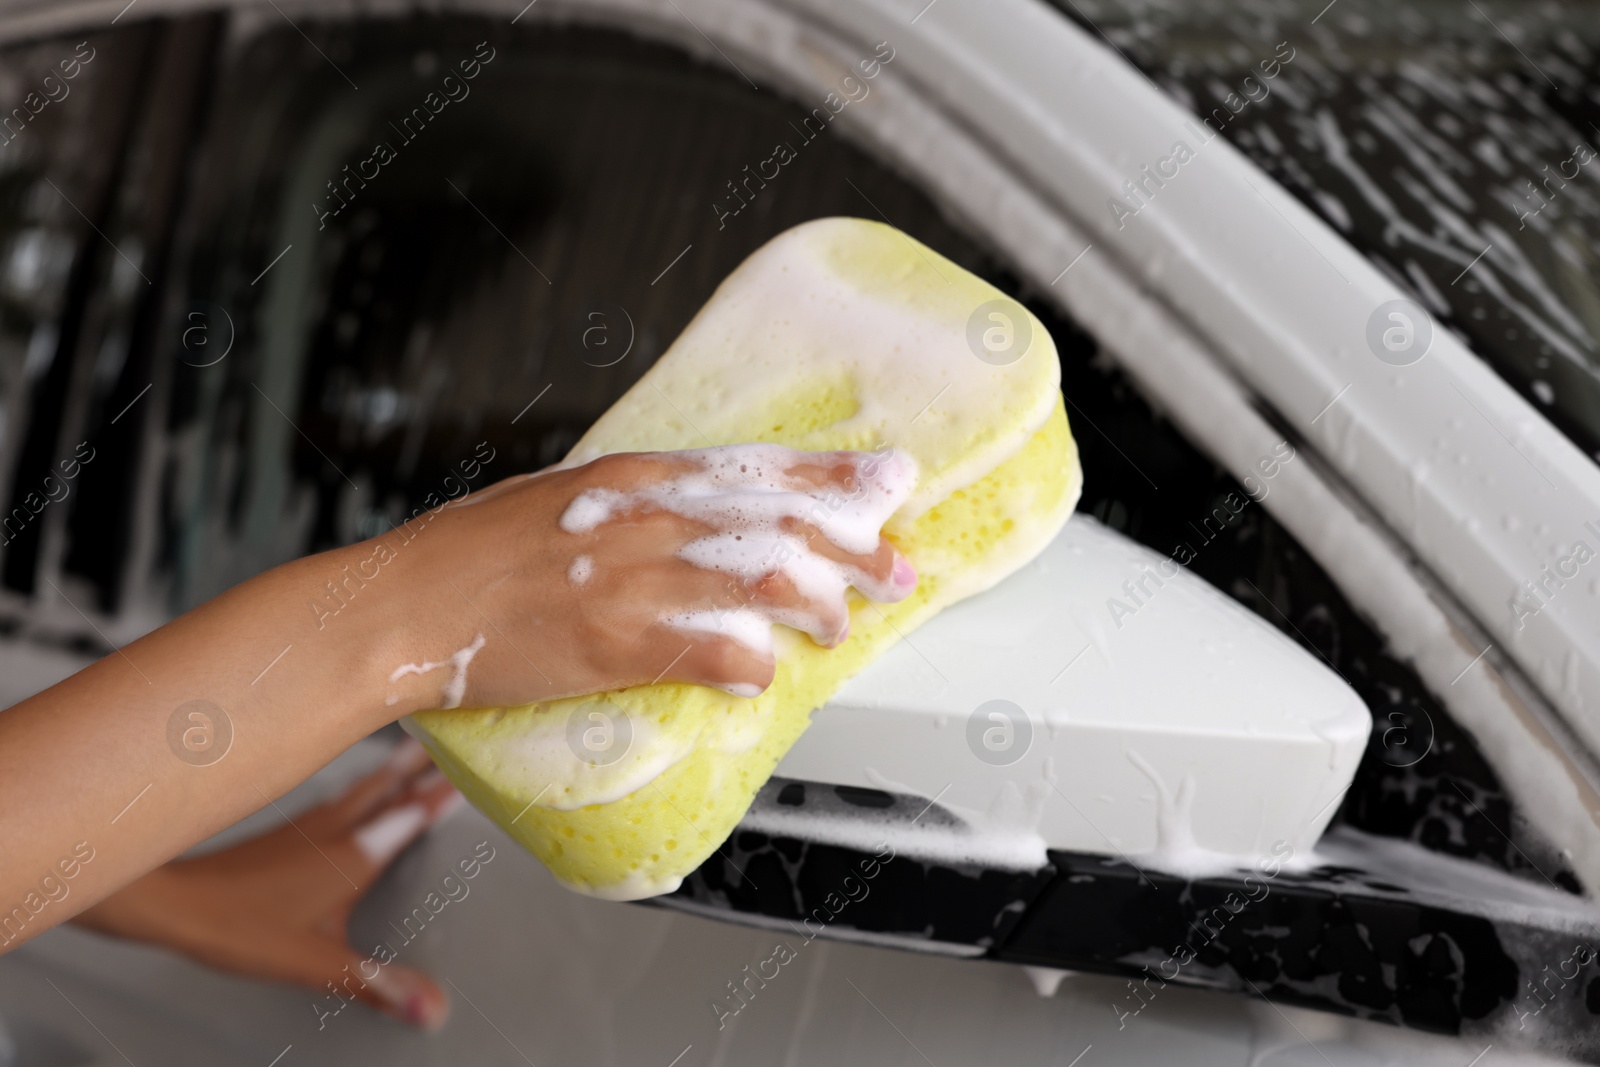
[
  {"left": 273, "top": 537, "right": 426, "bottom": 731},
  {"left": 75, "top": 863, "right": 191, "bottom": 946},
  {"left": 320, "top": 506, "right": 509, "bottom": 722}
]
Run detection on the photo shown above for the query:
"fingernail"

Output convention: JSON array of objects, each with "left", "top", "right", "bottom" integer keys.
[
  {"left": 368, "top": 967, "right": 448, "bottom": 1031},
  {"left": 892, "top": 556, "right": 918, "bottom": 589},
  {"left": 354, "top": 803, "right": 428, "bottom": 864},
  {"left": 405, "top": 992, "right": 442, "bottom": 1030},
  {"left": 831, "top": 621, "right": 850, "bottom": 647}
]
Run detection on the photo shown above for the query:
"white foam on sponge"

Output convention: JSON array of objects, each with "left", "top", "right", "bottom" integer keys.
[
  {"left": 561, "top": 219, "right": 1063, "bottom": 528},
  {"left": 494, "top": 699, "right": 693, "bottom": 810}
]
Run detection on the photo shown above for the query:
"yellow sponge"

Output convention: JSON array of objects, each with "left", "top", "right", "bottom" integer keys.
[{"left": 408, "top": 218, "right": 1081, "bottom": 899}]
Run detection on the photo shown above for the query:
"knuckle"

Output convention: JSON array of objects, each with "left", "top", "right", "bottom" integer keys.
[
  {"left": 586, "top": 452, "right": 639, "bottom": 481},
  {"left": 698, "top": 637, "right": 772, "bottom": 690},
  {"left": 697, "top": 638, "right": 748, "bottom": 682},
  {"left": 721, "top": 575, "right": 754, "bottom": 605},
  {"left": 872, "top": 542, "right": 897, "bottom": 580},
  {"left": 746, "top": 572, "right": 785, "bottom": 601}
]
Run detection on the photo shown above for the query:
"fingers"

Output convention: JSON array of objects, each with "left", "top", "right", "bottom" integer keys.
[
  {"left": 570, "top": 447, "right": 914, "bottom": 545},
  {"left": 345, "top": 769, "right": 462, "bottom": 875},
  {"left": 286, "top": 937, "right": 449, "bottom": 1030},
  {"left": 568, "top": 446, "right": 919, "bottom": 589},
  {"left": 766, "top": 449, "right": 919, "bottom": 606},
  {"left": 651, "top": 630, "right": 777, "bottom": 698},
  {"left": 719, "top": 560, "right": 851, "bottom": 647},
  {"left": 776, "top": 519, "right": 916, "bottom": 604},
  {"left": 549, "top": 444, "right": 921, "bottom": 700},
  {"left": 310, "top": 741, "right": 462, "bottom": 880},
  {"left": 658, "top": 537, "right": 842, "bottom": 645},
  {"left": 781, "top": 447, "right": 915, "bottom": 503},
  {"left": 617, "top": 527, "right": 911, "bottom": 659},
  {"left": 361, "top": 960, "right": 450, "bottom": 1031},
  {"left": 327, "top": 739, "right": 435, "bottom": 829},
  {"left": 779, "top": 450, "right": 881, "bottom": 492},
  {"left": 675, "top": 523, "right": 914, "bottom": 643},
  {"left": 744, "top": 566, "right": 851, "bottom": 647}
]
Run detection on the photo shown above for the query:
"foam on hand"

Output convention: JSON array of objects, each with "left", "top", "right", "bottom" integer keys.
[
  {"left": 558, "top": 444, "right": 917, "bottom": 661},
  {"left": 406, "top": 217, "right": 1082, "bottom": 900},
  {"left": 389, "top": 633, "right": 487, "bottom": 710}
]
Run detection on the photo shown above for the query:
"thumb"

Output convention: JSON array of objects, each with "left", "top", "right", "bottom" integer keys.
[{"left": 292, "top": 938, "right": 450, "bottom": 1031}]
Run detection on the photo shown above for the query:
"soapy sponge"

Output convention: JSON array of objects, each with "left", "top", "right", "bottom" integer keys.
[{"left": 408, "top": 218, "right": 1082, "bottom": 899}]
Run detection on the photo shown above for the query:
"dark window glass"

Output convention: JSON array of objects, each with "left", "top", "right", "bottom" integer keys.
[
  {"left": 1058, "top": 0, "right": 1600, "bottom": 462},
  {"left": 0, "top": 20, "right": 215, "bottom": 686}
]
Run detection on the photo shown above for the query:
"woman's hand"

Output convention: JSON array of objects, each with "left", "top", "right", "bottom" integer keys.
[
  {"left": 0, "top": 444, "right": 917, "bottom": 948},
  {"left": 75, "top": 741, "right": 459, "bottom": 1029},
  {"left": 376, "top": 445, "right": 918, "bottom": 715}
]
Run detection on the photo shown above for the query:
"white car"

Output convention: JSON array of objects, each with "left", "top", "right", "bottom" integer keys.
[{"left": 0, "top": 0, "right": 1597, "bottom": 1064}]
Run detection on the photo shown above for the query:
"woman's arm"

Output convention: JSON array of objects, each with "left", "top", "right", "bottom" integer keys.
[{"left": 0, "top": 447, "right": 912, "bottom": 948}]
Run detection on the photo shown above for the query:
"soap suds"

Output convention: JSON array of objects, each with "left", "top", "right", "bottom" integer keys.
[
  {"left": 659, "top": 607, "right": 775, "bottom": 658},
  {"left": 559, "top": 444, "right": 914, "bottom": 554},
  {"left": 1126, "top": 750, "right": 1241, "bottom": 878},
  {"left": 568, "top": 555, "right": 594, "bottom": 585},
  {"left": 1021, "top": 965, "right": 1074, "bottom": 998},
  {"left": 390, "top": 633, "right": 487, "bottom": 710},
  {"left": 742, "top": 768, "right": 1052, "bottom": 874},
  {"left": 491, "top": 703, "right": 692, "bottom": 811},
  {"left": 735, "top": 800, "right": 1047, "bottom": 872},
  {"left": 559, "top": 219, "right": 1062, "bottom": 526}
]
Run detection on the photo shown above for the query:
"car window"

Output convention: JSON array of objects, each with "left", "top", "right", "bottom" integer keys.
[
  {"left": 164, "top": 17, "right": 1011, "bottom": 605},
  {"left": 0, "top": 26, "right": 146, "bottom": 606},
  {"left": 1058, "top": 0, "right": 1600, "bottom": 463},
  {"left": 0, "top": 18, "right": 218, "bottom": 637}
]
